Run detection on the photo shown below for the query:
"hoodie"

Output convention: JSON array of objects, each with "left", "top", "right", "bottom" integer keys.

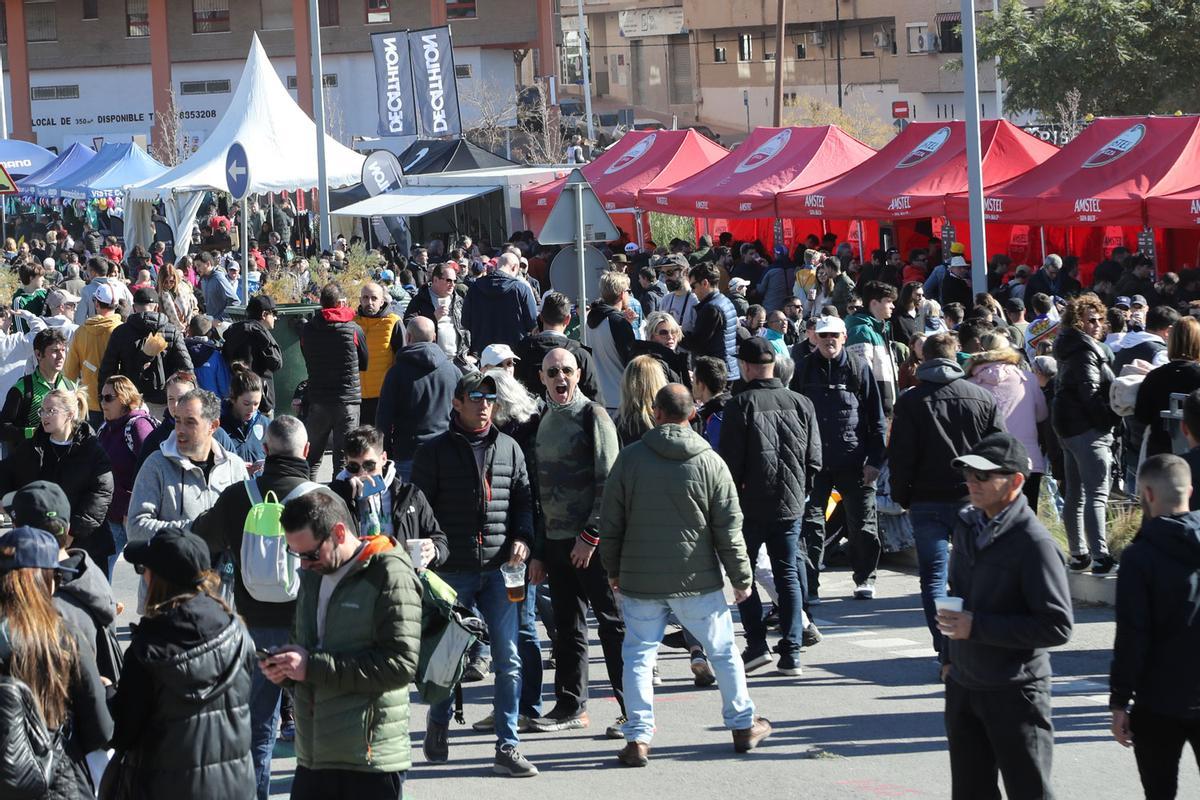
[
  {"left": 110, "top": 592, "right": 254, "bottom": 799},
  {"left": 461, "top": 271, "right": 538, "bottom": 352},
  {"left": 586, "top": 301, "right": 636, "bottom": 411},
  {"left": 967, "top": 348, "right": 1048, "bottom": 473},
  {"left": 1110, "top": 511, "right": 1200, "bottom": 718},
  {"left": 186, "top": 336, "right": 231, "bottom": 398},
  {"left": 376, "top": 341, "right": 459, "bottom": 459},
  {"left": 888, "top": 358, "right": 1005, "bottom": 508},
  {"left": 98, "top": 310, "right": 192, "bottom": 405},
  {"left": 599, "top": 423, "right": 752, "bottom": 599},
  {"left": 64, "top": 313, "right": 121, "bottom": 412}
]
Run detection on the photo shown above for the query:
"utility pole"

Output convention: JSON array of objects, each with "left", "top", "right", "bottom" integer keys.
[
  {"left": 992, "top": 0, "right": 1003, "bottom": 116},
  {"left": 834, "top": 0, "right": 843, "bottom": 108},
  {"left": 577, "top": 0, "right": 596, "bottom": 143},
  {"left": 773, "top": 0, "right": 786, "bottom": 126},
  {"left": 961, "top": 0, "right": 988, "bottom": 293},
  {"left": 309, "top": 0, "right": 331, "bottom": 252}
]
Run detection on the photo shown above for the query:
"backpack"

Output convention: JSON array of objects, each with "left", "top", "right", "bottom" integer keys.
[
  {"left": 0, "top": 673, "right": 61, "bottom": 798},
  {"left": 1109, "top": 359, "right": 1154, "bottom": 418},
  {"left": 130, "top": 331, "right": 169, "bottom": 395},
  {"left": 416, "top": 570, "right": 486, "bottom": 714},
  {"left": 240, "top": 480, "right": 322, "bottom": 602}
]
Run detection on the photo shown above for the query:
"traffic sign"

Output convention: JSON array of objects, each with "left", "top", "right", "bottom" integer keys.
[
  {"left": 0, "top": 164, "right": 18, "bottom": 195},
  {"left": 892, "top": 101, "right": 910, "bottom": 119},
  {"left": 225, "top": 142, "right": 251, "bottom": 201},
  {"left": 893, "top": 118, "right": 910, "bottom": 133},
  {"left": 548, "top": 244, "right": 609, "bottom": 301},
  {"left": 538, "top": 169, "right": 616, "bottom": 245}
]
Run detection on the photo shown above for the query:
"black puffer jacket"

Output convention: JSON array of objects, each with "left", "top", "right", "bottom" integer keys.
[
  {"left": 109, "top": 592, "right": 255, "bottom": 800},
  {"left": 718, "top": 378, "right": 822, "bottom": 522},
  {"left": 98, "top": 310, "right": 193, "bottom": 405},
  {"left": 1134, "top": 359, "right": 1200, "bottom": 457},
  {"left": 791, "top": 348, "right": 886, "bottom": 472},
  {"left": 513, "top": 330, "right": 602, "bottom": 403},
  {"left": 300, "top": 307, "right": 368, "bottom": 405},
  {"left": 222, "top": 318, "right": 284, "bottom": 413},
  {"left": 376, "top": 342, "right": 459, "bottom": 460},
  {"left": 1052, "top": 326, "right": 1117, "bottom": 439},
  {"left": 412, "top": 418, "right": 534, "bottom": 571},
  {"left": 888, "top": 358, "right": 1004, "bottom": 508}
]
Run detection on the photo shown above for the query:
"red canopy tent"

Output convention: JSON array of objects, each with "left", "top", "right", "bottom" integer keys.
[{"left": 520, "top": 129, "right": 728, "bottom": 237}]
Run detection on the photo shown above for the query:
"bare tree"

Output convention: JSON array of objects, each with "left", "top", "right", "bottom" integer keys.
[
  {"left": 322, "top": 82, "right": 349, "bottom": 145},
  {"left": 1053, "top": 88, "right": 1085, "bottom": 145},
  {"left": 515, "top": 79, "right": 566, "bottom": 166},
  {"left": 460, "top": 78, "right": 519, "bottom": 157},
  {"left": 785, "top": 94, "right": 896, "bottom": 149},
  {"left": 150, "top": 87, "right": 184, "bottom": 166}
]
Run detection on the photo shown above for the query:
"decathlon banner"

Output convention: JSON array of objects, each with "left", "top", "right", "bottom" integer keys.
[
  {"left": 408, "top": 26, "right": 462, "bottom": 137},
  {"left": 371, "top": 31, "right": 418, "bottom": 137}
]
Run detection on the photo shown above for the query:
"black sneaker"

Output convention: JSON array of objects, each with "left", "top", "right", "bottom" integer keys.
[
  {"left": 742, "top": 644, "right": 773, "bottom": 673},
  {"left": 1091, "top": 555, "right": 1117, "bottom": 575},
  {"left": 493, "top": 744, "right": 538, "bottom": 777},
  {"left": 424, "top": 716, "right": 449, "bottom": 763},
  {"left": 775, "top": 654, "right": 802, "bottom": 676},
  {"left": 802, "top": 623, "right": 822, "bottom": 648},
  {"left": 461, "top": 656, "right": 491, "bottom": 683},
  {"left": 1068, "top": 554, "right": 1091, "bottom": 572}
]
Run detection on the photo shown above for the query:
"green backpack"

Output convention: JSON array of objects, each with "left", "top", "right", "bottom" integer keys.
[
  {"left": 239, "top": 480, "right": 322, "bottom": 603},
  {"left": 416, "top": 570, "right": 486, "bottom": 718}
]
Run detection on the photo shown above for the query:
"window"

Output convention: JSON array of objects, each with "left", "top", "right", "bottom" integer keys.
[
  {"left": 82, "top": 0, "right": 97, "bottom": 19},
  {"left": 937, "top": 14, "right": 963, "bottom": 54},
  {"left": 737, "top": 32, "right": 752, "bottom": 62},
  {"left": 366, "top": 0, "right": 388, "bottom": 24},
  {"left": 859, "top": 26, "right": 875, "bottom": 57},
  {"left": 762, "top": 33, "right": 774, "bottom": 61},
  {"left": 447, "top": 0, "right": 474, "bottom": 20},
  {"left": 454, "top": 63, "right": 472, "bottom": 79},
  {"left": 26, "top": 0, "right": 57, "bottom": 42},
  {"left": 0, "top": 3, "right": 7, "bottom": 44},
  {"left": 193, "top": 0, "right": 230, "bottom": 33},
  {"left": 126, "top": 0, "right": 148, "bottom": 36},
  {"left": 31, "top": 84, "right": 79, "bottom": 100},
  {"left": 180, "top": 79, "right": 231, "bottom": 94},
  {"left": 286, "top": 74, "right": 337, "bottom": 89},
  {"left": 713, "top": 46, "right": 726, "bottom": 63},
  {"left": 318, "top": 0, "right": 337, "bottom": 26},
  {"left": 795, "top": 42, "right": 806, "bottom": 59},
  {"left": 260, "top": 0, "right": 290, "bottom": 29}
]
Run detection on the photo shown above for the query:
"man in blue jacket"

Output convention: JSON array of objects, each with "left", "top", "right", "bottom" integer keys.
[
  {"left": 791, "top": 315, "right": 886, "bottom": 603},
  {"left": 462, "top": 253, "right": 538, "bottom": 353}
]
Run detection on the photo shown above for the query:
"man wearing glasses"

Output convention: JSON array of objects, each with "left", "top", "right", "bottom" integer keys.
[
  {"left": 404, "top": 262, "right": 472, "bottom": 367},
  {"left": 412, "top": 371, "right": 539, "bottom": 777},
  {"left": 941, "top": 432, "right": 1072, "bottom": 799}
]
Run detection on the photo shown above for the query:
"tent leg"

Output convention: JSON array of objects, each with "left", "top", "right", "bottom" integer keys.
[
  {"left": 856, "top": 220, "right": 866, "bottom": 260},
  {"left": 1039, "top": 226, "right": 1046, "bottom": 264},
  {"left": 635, "top": 211, "right": 644, "bottom": 248},
  {"left": 241, "top": 197, "right": 249, "bottom": 302}
]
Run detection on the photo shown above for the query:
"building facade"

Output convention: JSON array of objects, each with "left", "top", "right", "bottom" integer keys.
[
  {"left": 0, "top": 0, "right": 558, "bottom": 151},
  {"left": 566, "top": 0, "right": 1039, "bottom": 136}
]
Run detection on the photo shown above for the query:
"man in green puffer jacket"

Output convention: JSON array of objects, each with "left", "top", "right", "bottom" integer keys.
[
  {"left": 599, "top": 383, "right": 771, "bottom": 768},
  {"left": 262, "top": 488, "right": 422, "bottom": 800}
]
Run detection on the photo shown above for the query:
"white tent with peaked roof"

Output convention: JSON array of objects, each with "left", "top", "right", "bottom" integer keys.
[{"left": 125, "top": 33, "right": 365, "bottom": 257}]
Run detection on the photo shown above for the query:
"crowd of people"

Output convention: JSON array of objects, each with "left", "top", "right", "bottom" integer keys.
[{"left": 0, "top": 212, "right": 1198, "bottom": 800}]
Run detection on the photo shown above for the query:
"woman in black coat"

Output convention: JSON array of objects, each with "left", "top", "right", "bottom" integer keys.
[
  {"left": 631, "top": 311, "right": 692, "bottom": 388},
  {"left": 0, "top": 386, "right": 114, "bottom": 568},
  {"left": 1135, "top": 316, "right": 1200, "bottom": 457}
]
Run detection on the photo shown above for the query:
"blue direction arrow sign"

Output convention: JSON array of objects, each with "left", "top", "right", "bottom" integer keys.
[{"left": 225, "top": 142, "right": 251, "bottom": 201}]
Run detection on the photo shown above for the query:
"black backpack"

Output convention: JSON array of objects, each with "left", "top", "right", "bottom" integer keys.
[
  {"left": 0, "top": 672, "right": 62, "bottom": 798},
  {"left": 129, "top": 332, "right": 169, "bottom": 396}
]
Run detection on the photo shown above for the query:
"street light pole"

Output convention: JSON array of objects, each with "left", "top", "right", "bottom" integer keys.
[
  {"left": 577, "top": 0, "right": 596, "bottom": 143},
  {"left": 991, "top": 0, "right": 1003, "bottom": 116},
  {"left": 773, "top": 0, "right": 786, "bottom": 126},
  {"left": 834, "top": 0, "right": 843, "bottom": 109},
  {"left": 309, "top": 0, "right": 331, "bottom": 252},
  {"left": 961, "top": 0, "right": 988, "bottom": 294}
]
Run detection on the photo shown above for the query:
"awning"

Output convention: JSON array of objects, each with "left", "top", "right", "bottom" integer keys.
[
  {"left": 935, "top": 12, "right": 961, "bottom": 24},
  {"left": 331, "top": 185, "right": 497, "bottom": 217}
]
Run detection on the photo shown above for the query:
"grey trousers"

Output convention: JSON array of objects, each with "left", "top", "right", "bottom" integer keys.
[{"left": 1060, "top": 428, "right": 1112, "bottom": 560}]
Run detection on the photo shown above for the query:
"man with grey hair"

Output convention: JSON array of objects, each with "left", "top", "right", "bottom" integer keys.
[
  {"left": 1110, "top": 453, "right": 1200, "bottom": 797},
  {"left": 463, "top": 250, "right": 538, "bottom": 353},
  {"left": 193, "top": 413, "right": 317, "bottom": 800},
  {"left": 1025, "top": 254, "right": 1062, "bottom": 312}
]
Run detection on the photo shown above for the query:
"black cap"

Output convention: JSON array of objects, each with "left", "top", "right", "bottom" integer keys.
[
  {"left": 1003, "top": 297, "right": 1025, "bottom": 314},
  {"left": 247, "top": 294, "right": 276, "bottom": 318},
  {"left": 123, "top": 529, "right": 211, "bottom": 586},
  {"left": 9, "top": 480, "right": 70, "bottom": 536},
  {"left": 133, "top": 287, "right": 158, "bottom": 305},
  {"left": 952, "top": 432, "right": 1031, "bottom": 476},
  {"left": 0, "top": 527, "right": 72, "bottom": 573},
  {"left": 736, "top": 336, "right": 776, "bottom": 364}
]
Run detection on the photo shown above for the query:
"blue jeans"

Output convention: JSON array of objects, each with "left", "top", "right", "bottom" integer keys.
[
  {"left": 430, "top": 569, "right": 522, "bottom": 747},
  {"left": 247, "top": 625, "right": 291, "bottom": 800},
  {"left": 908, "top": 501, "right": 963, "bottom": 654},
  {"left": 518, "top": 583, "right": 544, "bottom": 719},
  {"left": 106, "top": 520, "right": 127, "bottom": 581},
  {"left": 737, "top": 517, "right": 805, "bottom": 658},
  {"left": 620, "top": 590, "right": 755, "bottom": 743}
]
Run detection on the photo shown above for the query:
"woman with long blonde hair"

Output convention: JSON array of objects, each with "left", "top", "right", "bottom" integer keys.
[
  {"left": 616, "top": 355, "right": 668, "bottom": 447},
  {"left": 0, "top": 526, "right": 112, "bottom": 796}
]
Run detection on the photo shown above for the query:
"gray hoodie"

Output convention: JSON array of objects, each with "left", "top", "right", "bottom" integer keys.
[{"left": 128, "top": 430, "right": 249, "bottom": 544}]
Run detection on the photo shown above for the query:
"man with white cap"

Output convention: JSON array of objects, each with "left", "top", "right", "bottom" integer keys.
[
  {"left": 724, "top": 278, "right": 751, "bottom": 317},
  {"left": 64, "top": 281, "right": 122, "bottom": 427},
  {"left": 44, "top": 288, "right": 81, "bottom": 340}
]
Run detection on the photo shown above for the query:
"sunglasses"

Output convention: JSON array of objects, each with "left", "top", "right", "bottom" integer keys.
[
  {"left": 545, "top": 366, "right": 575, "bottom": 378},
  {"left": 345, "top": 459, "right": 378, "bottom": 474},
  {"left": 817, "top": 332, "right": 841, "bottom": 339},
  {"left": 101, "top": 393, "right": 118, "bottom": 403},
  {"left": 964, "top": 469, "right": 1014, "bottom": 483},
  {"left": 467, "top": 391, "right": 497, "bottom": 402},
  {"left": 286, "top": 543, "right": 324, "bottom": 561}
]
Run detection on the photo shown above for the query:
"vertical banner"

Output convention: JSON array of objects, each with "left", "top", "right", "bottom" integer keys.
[
  {"left": 371, "top": 31, "right": 417, "bottom": 137},
  {"left": 408, "top": 26, "right": 462, "bottom": 136}
]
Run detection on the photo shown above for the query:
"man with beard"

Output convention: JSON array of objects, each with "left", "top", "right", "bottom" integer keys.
[{"left": 355, "top": 282, "right": 404, "bottom": 424}]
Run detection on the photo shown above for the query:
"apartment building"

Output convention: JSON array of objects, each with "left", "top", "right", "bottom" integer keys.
[
  {"left": 565, "top": 0, "right": 1038, "bottom": 135},
  {"left": 0, "top": 0, "right": 558, "bottom": 151}
]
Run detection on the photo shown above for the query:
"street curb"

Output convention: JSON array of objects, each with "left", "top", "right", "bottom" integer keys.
[{"left": 1068, "top": 571, "right": 1117, "bottom": 606}]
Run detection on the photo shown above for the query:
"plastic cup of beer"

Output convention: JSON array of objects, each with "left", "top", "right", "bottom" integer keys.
[
  {"left": 934, "top": 596, "right": 964, "bottom": 614},
  {"left": 500, "top": 562, "right": 526, "bottom": 603}
]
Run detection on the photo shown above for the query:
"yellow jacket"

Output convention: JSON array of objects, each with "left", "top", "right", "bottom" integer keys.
[
  {"left": 356, "top": 312, "right": 401, "bottom": 400},
  {"left": 65, "top": 314, "right": 121, "bottom": 411}
]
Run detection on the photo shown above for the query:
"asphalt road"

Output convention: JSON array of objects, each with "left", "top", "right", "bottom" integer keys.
[{"left": 109, "top": 540, "right": 1196, "bottom": 800}]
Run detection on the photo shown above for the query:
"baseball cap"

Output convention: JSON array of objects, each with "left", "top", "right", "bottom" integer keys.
[
  {"left": 7, "top": 481, "right": 71, "bottom": 536},
  {"left": 1130, "top": 294, "right": 1148, "bottom": 308},
  {"left": 950, "top": 242, "right": 966, "bottom": 255},
  {"left": 456, "top": 370, "right": 497, "bottom": 397},
  {"left": 1114, "top": 296, "right": 1131, "bottom": 309},
  {"left": 46, "top": 288, "right": 81, "bottom": 310},
  {"left": 952, "top": 432, "right": 1031, "bottom": 477},
  {"left": 379, "top": 269, "right": 396, "bottom": 282},
  {"left": 1003, "top": 297, "right": 1026, "bottom": 314},
  {"left": 728, "top": 277, "right": 750, "bottom": 290},
  {"left": 480, "top": 344, "right": 520, "bottom": 369},
  {"left": 814, "top": 316, "right": 847, "bottom": 335},
  {"left": 949, "top": 255, "right": 969, "bottom": 268},
  {"left": 93, "top": 282, "right": 116, "bottom": 306},
  {"left": 247, "top": 295, "right": 276, "bottom": 318},
  {"left": 123, "top": 529, "right": 211, "bottom": 586},
  {"left": 0, "top": 527, "right": 71, "bottom": 574},
  {"left": 133, "top": 287, "right": 158, "bottom": 305},
  {"left": 736, "top": 336, "right": 775, "bottom": 364},
  {"left": 624, "top": 243, "right": 639, "bottom": 254}
]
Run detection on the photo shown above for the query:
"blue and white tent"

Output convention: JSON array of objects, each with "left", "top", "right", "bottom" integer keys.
[
  {"left": 33, "top": 142, "right": 166, "bottom": 201},
  {"left": 18, "top": 143, "right": 96, "bottom": 198}
]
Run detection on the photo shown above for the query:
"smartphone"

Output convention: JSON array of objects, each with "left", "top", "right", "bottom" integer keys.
[{"left": 255, "top": 647, "right": 275, "bottom": 661}]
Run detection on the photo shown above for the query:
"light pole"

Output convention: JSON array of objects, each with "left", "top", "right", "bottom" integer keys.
[
  {"left": 577, "top": 0, "right": 595, "bottom": 143},
  {"left": 309, "top": 0, "right": 331, "bottom": 252},
  {"left": 773, "top": 0, "right": 786, "bottom": 126},
  {"left": 835, "top": 0, "right": 843, "bottom": 109},
  {"left": 961, "top": 0, "right": 988, "bottom": 293}
]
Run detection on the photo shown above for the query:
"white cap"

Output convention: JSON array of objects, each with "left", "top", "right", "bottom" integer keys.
[
  {"left": 624, "top": 243, "right": 639, "bottom": 254},
  {"left": 93, "top": 283, "right": 116, "bottom": 306},
  {"left": 814, "top": 315, "right": 847, "bottom": 335},
  {"left": 480, "top": 343, "right": 520, "bottom": 368},
  {"left": 728, "top": 277, "right": 750, "bottom": 290},
  {"left": 949, "top": 255, "right": 968, "bottom": 268}
]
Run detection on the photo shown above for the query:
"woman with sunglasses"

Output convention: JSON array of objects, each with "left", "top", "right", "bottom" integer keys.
[
  {"left": 110, "top": 529, "right": 255, "bottom": 799},
  {"left": 156, "top": 261, "right": 197, "bottom": 331},
  {"left": 1, "top": 386, "right": 114, "bottom": 569},
  {"left": 97, "top": 375, "right": 158, "bottom": 578},
  {"left": 0, "top": 526, "right": 113, "bottom": 798},
  {"left": 630, "top": 311, "right": 691, "bottom": 389}
]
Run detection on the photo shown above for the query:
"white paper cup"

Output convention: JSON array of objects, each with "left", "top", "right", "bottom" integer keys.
[
  {"left": 406, "top": 538, "right": 426, "bottom": 566},
  {"left": 934, "top": 596, "right": 964, "bottom": 613}
]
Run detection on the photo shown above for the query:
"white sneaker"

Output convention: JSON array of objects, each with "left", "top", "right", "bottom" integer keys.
[{"left": 853, "top": 582, "right": 875, "bottom": 599}]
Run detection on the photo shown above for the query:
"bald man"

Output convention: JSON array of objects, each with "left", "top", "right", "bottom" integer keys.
[
  {"left": 528, "top": 347, "right": 627, "bottom": 736},
  {"left": 357, "top": 280, "right": 405, "bottom": 424},
  {"left": 375, "top": 314, "right": 461, "bottom": 481},
  {"left": 462, "top": 250, "right": 538, "bottom": 353}
]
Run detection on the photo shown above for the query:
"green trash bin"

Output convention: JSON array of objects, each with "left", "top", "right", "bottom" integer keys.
[{"left": 225, "top": 302, "right": 317, "bottom": 414}]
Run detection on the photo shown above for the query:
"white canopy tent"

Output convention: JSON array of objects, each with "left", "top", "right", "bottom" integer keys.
[
  {"left": 125, "top": 34, "right": 365, "bottom": 258},
  {"left": 330, "top": 186, "right": 498, "bottom": 218}
]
